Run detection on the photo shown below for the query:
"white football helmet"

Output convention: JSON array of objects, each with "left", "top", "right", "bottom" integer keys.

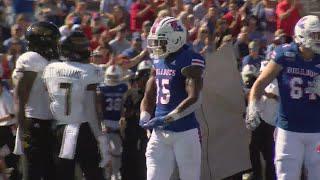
[
  {"left": 294, "top": 15, "right": 320, "bottom": 54},
  {"left": 105, "top": 65, "right": 123, "bottom": 86},
  {"left": 137, "top": 60, "right": 153, "bottom": 71},
  {"left": 147, "top": 16, "right": 187, "bottom": 59}
]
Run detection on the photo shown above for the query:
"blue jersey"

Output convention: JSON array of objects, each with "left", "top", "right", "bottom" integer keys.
[
  {"left": 273, "top": 42, "right": 320, "bottom": 133},
  {"left": 98, "top": 83, "right": 128, "bottom": 129},
  {"left": 242, "top": 55, "right": 263, "bottom": 70},
  {"left": 153, "top": 45, "right": 205, "bottom": 132}
]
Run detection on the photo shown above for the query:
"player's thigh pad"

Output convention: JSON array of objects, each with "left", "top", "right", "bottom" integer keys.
[
  {"left": 303, "top": 132, "right": 320, "bottom": 180},
  {"left": 146, "top": 130, "right": 175, "bottom": 180},
  {"left": 275, "top": 128, "right": 304, "bottom": 180},
  {"left": 107, "top": 133, "right": 122, "bottom": 156},
  {"left": 173, "top": 128, "right": 201, "bottom": 180}
]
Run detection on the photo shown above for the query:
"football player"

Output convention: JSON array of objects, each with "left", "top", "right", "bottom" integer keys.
[
  {"left": 140, "top": 17, "right": 205, "bottom": 180},
  {"left": 12, "top": 21, "right": 60, "bottom": 180},
  {"left": 248, "top": 15, "right": 320, "bottom": 180},
  {"left": 98, "top": 64, "right": 128, "bottom": 180},
  {"left": 43, "top": 31, "right": 108, "bottom": 180},
  {"left": 120, "top": 60, "right": 152, "bottom": 180}
]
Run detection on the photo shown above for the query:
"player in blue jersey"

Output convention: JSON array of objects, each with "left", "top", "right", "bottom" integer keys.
[
  {"left": 140, "top": 17, "right": 205, "bottom": 180},
  {"left": 248, "top": 15, "right": 320, "bottom": 180},
  {"left": 98, "top": 65, "right": 128, "bottom": 180}
]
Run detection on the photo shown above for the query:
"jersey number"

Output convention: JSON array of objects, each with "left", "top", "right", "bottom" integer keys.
[
  {"left": 59, "top": 83, "right": 98, "bottom": 116},
  {"left": 156, "top": 79, "right": 171, "bottom": 104},
  {"left": 289, "top": 77, "right": 316, "bottom": 100},
  {"left": 60, "top": 83, "right": 72, "bottom": 116},
  {"left": 106, "top": 98, "right": 122, "bottom": 111}
]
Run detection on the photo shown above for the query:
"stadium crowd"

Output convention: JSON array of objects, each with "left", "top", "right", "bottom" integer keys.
[{"left": 0, "top": 0, "right": 309, "bottom": 180}]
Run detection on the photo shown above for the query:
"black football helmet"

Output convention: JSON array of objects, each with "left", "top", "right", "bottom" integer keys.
[
  {"left": 25, "top": 21, "right": 61, "bottom": 60},
  {"left": 60, "top": 30, "right": 90, "bottom": 62}
]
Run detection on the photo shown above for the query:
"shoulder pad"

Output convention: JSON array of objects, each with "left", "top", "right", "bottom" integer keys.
[{"left": 16, "top": 52, "right": 48, "bottom": 72}]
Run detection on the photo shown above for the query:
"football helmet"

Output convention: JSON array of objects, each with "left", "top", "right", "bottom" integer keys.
[
  {"left": 294, "top": 15, "right": 320, "bottom": 54},
  {"left": 136, "top": 60, "right": 152, "bottom": 79},
  {"left": 147, "top": 17, "right": 187, "bottom": 59},
  {"left": 105, "top": 65, "right": 123, "bottom": 86},
  {"left": 60, "top": 30, "right": 90, "bottom": 62},
  {"left": 25, "top": 21, "right": 61, "bottom": 60}
]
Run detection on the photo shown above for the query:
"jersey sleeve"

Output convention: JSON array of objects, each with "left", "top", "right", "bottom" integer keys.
[
  {"left": 15, "top": 52, "right": 48, "bottom": 73},
  {"left": 270, "top": 46, "right": 286, "bottom": 67},
  {"left": 189, "top": 53, "right": 205, "bottom": 69},
  {"left": 83, "top": 65, "right": 104, "bottom": 85}
]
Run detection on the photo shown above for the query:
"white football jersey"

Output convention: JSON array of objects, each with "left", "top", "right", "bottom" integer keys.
[
  {"left": 12, "top": 51, "right": 52, "bottom": 120},
  {"left": 83, "top": 64, "right": 104, "bottom": 123},
  {"left": 43, "top": 61, "right": 103, "bottom": 124}
]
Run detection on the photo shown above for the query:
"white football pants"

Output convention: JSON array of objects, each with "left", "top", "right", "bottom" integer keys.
[
  {"left": 106, "top": 133, "right": 122, "bottom": 180},
  {"left": 146, "top": 128, "right": 201, "bottom": 180},
  {"left": 275, "top": 128, "right": 320, "bottom": 180}
]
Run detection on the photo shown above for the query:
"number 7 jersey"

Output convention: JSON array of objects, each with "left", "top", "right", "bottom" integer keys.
[
  {"left": 153, "top": 45, "right": 205, "bottom": 132},
  {"left": 273, "top": 42, "right": 320, "bottom": 133},
  {"left": 43, "top": 61, "right": 104, "bottom": 124}
]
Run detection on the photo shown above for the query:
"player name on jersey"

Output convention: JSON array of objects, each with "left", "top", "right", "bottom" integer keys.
[
  {"left": 46, "top": 68, "right": 84, "bottom": 79},
  {"left": 286, "top": 67, "right": 319, "bottom": 77},
  {"left": 155, "top": 68, "right": 176, "bottom": 76}
]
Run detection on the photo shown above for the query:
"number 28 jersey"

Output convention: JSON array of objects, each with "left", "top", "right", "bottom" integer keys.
[
  {"left": 273, "top": 42, "right": 320, "bottom": 133},
  {"left": 153, "top": 45, "right": 205, "bottom": 132},
  {"left": 43, "top": 62, "right": 103, "bottom": 125}
]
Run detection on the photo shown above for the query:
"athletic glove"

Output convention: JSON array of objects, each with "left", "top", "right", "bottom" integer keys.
[
  {"left": 97, "top": 135, "right": 110, "bottom": 168},
  {"left": 140, "top": 116, "right": 167, "bottom": 129},
  {"left": 245, "top": 100, "right": 261, "bottom": 131}
]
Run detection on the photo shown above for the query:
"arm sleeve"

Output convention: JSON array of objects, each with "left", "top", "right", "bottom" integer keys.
[{"left": 189, "top": 53, "right": 206, "bottom": 69}]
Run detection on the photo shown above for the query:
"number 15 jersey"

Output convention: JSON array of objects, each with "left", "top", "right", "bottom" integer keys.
[
  {"left": 43, "top": 61, "right": 103, "bottom": 125},
  {"left": 273, "top": 42, "right": 320, "bottom": 133},
  {"left": 153, "top": 45, "right": 205, "bottom": 132}
]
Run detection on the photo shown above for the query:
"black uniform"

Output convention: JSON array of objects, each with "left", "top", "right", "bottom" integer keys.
[{"left": 121, "top": 88, "right": 148, "bottom": 180}]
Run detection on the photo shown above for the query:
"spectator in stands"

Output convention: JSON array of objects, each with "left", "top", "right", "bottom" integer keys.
[
  {"left": 246, "top": 15, "right": 264, "bottom": 42},
  {"left": 234, "top": 26, "right": 250, "bottom": 66},
  {"left": 242, "top": 40, "right": 263, "bottom": 70},
  {"left": 104, "top": 5, "right": 129, "bottom": 35},
  {"left": 130, "top": 0, "right": 155, "bottom": 32},
  {"left": 214, "top": 19, "right": 230, "bottom": 49},
  {"left": 193, "top": 25, "right": 210, "bottom": 53},
  {"left": 193, "top": 0, "right": 211, "bottom": 21},
  {"left": 276, "top": 0, "right": 303, "bottom": 36},
  {"left": 252, "top": 0, "right": 277, "bottom": 43},
  {"left": 109, "top": 27, "right": 130, "bottom": 56},
  {"left": 223, "top": 2, "right": 242, "bottom": 37},
  {"left": 141, "top": 21, "right": 152, "bottom": 49},
  {"left": 3, "top": 24, "right": 25, "bottom": 53}
]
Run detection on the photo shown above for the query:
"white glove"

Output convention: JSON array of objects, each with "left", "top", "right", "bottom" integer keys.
[
  {"left": 97, "top": 135, "right": 110, "bottom": 168},
  {"left": 245, "top": 100, "right": 261, "bottom": 131}
]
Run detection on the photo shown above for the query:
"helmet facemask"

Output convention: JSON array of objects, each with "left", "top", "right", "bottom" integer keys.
[
  {"left": 147, "top": 36, "right": 168, "bottom": 59},
  {"left": 105, "top": 74, "right": 121, "bottom": 86}
]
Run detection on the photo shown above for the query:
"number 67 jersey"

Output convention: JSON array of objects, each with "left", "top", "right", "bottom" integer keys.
[
  {"left": 43, "top": 61, "right": 103, "bottom": 125},
  {"left": 273, "top": 42, "right": 320, "bottom": 133}
]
